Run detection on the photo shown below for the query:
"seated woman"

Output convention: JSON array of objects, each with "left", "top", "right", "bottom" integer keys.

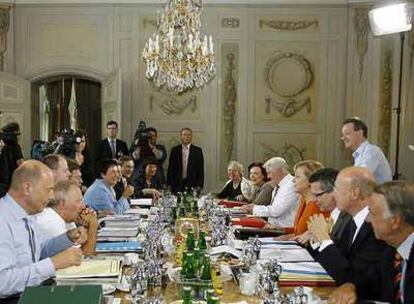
[
  {"left": 276, "top": 160, "right": 330, "bottom": 240},
  {"left": 217, "top": 161, "right": 250, "bottom": 201},
  {"left": 74, "top": 130, "right": 93, "bottom": 187},
  {"left": 132, "top": 158, "right": 161, "bottom": 200},
  {"left": 248, "top": 161, "right": 273, "bottom": 205}
]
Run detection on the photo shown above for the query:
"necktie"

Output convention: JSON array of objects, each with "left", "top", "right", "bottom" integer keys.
[
  {"left": 394, "top": 252, "right": 403, "bottom": 304},
  {"left": 24, "top": 218, "right": 36, "bottom": 262},
  {"left": 110, "top": 140, "right": 116, "bottom": 158},
  {"left": 346, "top": 219, "right": 357, "bottom": 250}
]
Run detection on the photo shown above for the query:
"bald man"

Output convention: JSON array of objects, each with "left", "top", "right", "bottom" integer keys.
[
  {"left": 307, "top": 167, "right": 387, "bottom": 300},
  {"left": 0, "top": 160, "right": 87, "bottom": 301}
]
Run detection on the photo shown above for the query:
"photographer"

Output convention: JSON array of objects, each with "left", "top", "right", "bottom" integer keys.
[
  {"left": 0, "top": 122, "right": 24, "bottom": 196},
  {"left": 130, "top": 123, "right": 167, "bottom": 184}
]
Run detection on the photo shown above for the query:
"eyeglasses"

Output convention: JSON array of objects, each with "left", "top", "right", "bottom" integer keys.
[{"left": 313, "top": 190, "right": 330, "bottom": 198}]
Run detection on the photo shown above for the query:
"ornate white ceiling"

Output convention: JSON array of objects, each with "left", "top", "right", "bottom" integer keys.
[{"left": 0, "top": 0, "right": 373, "bottom": 5}]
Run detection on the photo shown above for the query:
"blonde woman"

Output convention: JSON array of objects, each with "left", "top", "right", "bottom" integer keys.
[{"left": 217, "top": 161, "right": 250, "bottom": 201}]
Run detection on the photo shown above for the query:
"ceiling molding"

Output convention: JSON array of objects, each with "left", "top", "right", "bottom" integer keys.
[{"left": 0, "top": 0, "right": 374, "bottom": 5}]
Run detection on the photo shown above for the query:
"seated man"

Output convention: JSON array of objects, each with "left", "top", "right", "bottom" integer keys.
[
  {"left": 328, "top": 181, "right": 414, "bottom": 303},
  {"left": 308, "top": 167, "right": 387, "bottom": 300},
  {"left": 0, "top": 160, "right": 86, "bottom": 300},
  {"left": 114, "top": 155, "right": 134, "bottom": 200},
  {"left": 33, "top": 180, "right": 98, "bottom": 256},
  {"left": 84, "top": 159, "right": 133, "bottom": 214}
]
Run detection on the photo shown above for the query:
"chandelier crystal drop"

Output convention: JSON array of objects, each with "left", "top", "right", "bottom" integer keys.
[{"left": 142, "top": 0, "right": 216, "bottom": 93}]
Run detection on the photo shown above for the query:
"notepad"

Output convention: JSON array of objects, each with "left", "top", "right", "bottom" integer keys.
[
  {"left": 95, "top": 241, "right": 142, "bottom": 253},
  {"left": 130, "top": 198, "right": 152, "bottom": 206},
  {"left": 56, "top": 260, "right": 121, "bottom": 279},
  {"left": 259, "top": 247, "right": 314, "bottom": 262}
]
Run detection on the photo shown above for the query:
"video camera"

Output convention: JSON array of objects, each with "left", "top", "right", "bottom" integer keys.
[
  {"left": 31, "top": 128, "right": 82, "bottom": 160},
  {"left": 133, "top": 121, "right": 155, "bottom": 159}
]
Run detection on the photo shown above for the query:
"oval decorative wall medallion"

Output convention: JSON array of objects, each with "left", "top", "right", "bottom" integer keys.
[{"left": 264, "top": 52, "right": 313, "bottom": 97}]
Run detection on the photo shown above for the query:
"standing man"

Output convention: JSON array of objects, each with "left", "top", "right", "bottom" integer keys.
[
  {"left": 341, "top": 117, "right": 392, "bottom": 184},
  {"left": 167, "top": 128, "right": 204, "bottom": 194},
  {"left": 95, "top": 121, "right": 129, "bottom": 165},
  {"left": 0, "top": 160, "right": 86, "bottom": 300}
]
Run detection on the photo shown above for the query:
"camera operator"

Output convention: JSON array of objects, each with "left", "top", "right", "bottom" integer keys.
[
  {"left": 130, "top": 123, "right": 167, "bottom": 184},
  {"left": 0, "top": 122, "right": 24, "bottom": 196}
]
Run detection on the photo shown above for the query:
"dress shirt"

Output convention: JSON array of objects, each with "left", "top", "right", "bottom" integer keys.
[
  {"left": 319, "top": 206, "right": 369, "bottom": 252},
  {"left": 84, "top": 179, "right": 129, "bottom": 214},
  {"left": 182, "top": 144, "right": 190, "bottom": 179},
  {"left": 353, "top": 140, "right": 392, "bottom": 184},
  {"left": 0, "top": 194, "right": 73, "bottom": 297},
  {"left": 252, "top": 174, "right": 300, "bottom": 227},
  {"left": 331, "top": 207, "right": 341, "bottom": 225},
  {"left": 33, "top": 207, "right": 67, "bottom": 237},
  {"left": 397, "top": 231, "right": 414, "bottom": 302}
]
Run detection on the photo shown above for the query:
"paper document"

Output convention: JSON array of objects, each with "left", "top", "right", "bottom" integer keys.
[
  {"left": 259, "top": 247, "right": 314, "bottom": 262},
  {"left": 130, "top": 198, "right": 152, "bottom": 206},
  {"left": 210, "top": 245, "right": 243, "bottom": 259},
  {"left": 56, "top": 260, "right": 121, "bottom": 279}
]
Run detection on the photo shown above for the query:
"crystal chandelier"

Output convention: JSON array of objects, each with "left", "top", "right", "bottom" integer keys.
[{"left": 142, "top": 0, "right": 216, "bottom": 93}]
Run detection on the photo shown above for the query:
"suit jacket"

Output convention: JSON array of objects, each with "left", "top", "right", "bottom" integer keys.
[
  {"left": 95, "top": 138, "right": 129, "bottom": 163},
  {"left": 315, "top": 221, "right": 388, "bottom": 300},
  {"left": 167, "top": 144, "right": 204, "bottom": 194},
  {"left": 378, "top": 243, "right": 414, "bottom": 303},
  {"left": 331, "top": 211, "right": 352, "bottom": 243}
]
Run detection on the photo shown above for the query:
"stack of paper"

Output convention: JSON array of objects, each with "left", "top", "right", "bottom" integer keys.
[
  {"left": 56, "top": 260, "right": 121, "bottom": 282},
  {"left": 95, "top": 241, "right": 142, "bottom": 253},
  {"left": 259, "top": 247, "right": 314, "bottom": 262},
  {"left": 130, "top": 198, "right": 152, "bottom": 207},
  {"left": 278, "top": 262, "right": 335, "bottom": 286}
]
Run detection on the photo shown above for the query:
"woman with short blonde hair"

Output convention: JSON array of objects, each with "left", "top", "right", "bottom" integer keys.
[{"left": 217, "top": 161, "right": 250, "bottom": 201}]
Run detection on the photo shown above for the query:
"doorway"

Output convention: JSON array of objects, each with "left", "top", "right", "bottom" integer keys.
[{"left": 31, "top": 75, "right": 101, "bottom": 168}]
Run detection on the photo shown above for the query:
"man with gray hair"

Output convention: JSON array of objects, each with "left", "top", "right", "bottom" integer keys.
[
  {"left": 328, "top": 181, "right": 414, "bottom": 303},
  {"left": 34, "top": 180, "right": 85, "bottom": 237},
  {"left": 241, "top": 157, "right": 300, "bottom": 227}
]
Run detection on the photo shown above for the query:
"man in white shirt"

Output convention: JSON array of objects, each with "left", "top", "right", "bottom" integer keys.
[
  {"left": 341, "top": 117, "right": 392, "bottom": 184},
  {"left": 308, "top": 166, "right": 387, "bottom": 300},
  {"left": 34, "top": 180, "right": 84, "bottom": 237},
  {"left": 241, "top": 157, "right": 300, "bottom": 227}
]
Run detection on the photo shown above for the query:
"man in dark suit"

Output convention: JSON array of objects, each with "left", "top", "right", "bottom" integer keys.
[
  {"left": 308, "top": 167, "right": 387, "bottom": 300},
  {"left": 167, "top": 128, "right": 204, "bottom": 194},
  {"left": 114, "top": 155, "right": 134, "bottom": 200},
  {"left": 328, "top": 181, "right": 414, "bottom": 304},
  {"left": 95, "top": 121, "right": 129, "bottom": 169}
]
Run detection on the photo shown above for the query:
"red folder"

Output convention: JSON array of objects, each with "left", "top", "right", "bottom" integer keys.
[
  {"left": 218, "top": 200, "right": 246, "bottom": 208},
  {"left": 231, "top": 217, "right": 267, "bottom": 228}
]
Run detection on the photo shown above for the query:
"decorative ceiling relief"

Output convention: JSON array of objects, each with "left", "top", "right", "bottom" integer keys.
[
  {"left": 221, "top": 17, "right": 240, "bottom": 29},
  {"left": 259, "top": 19, "right": 318, "bottom": 31},
  {"left": 0, "top": 6, "right": 10, "bottom": 71},
  {"left": 353, "top": 8, "right": 369, "bottom": 80},
  {"left": 378, "top": 50, "right": 393, "bottom": 157},
  {"left": 262, "top": 51, "right": 314, "bottom": 118},
  {"left": 149, "top": 93, "right": 197, "bottom": 116}
]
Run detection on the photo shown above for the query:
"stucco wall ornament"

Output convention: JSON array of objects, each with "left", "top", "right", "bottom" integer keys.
[
  {"left": 379, "top": 50, "right": 393, "bottom": 156},
  {"left": 264, "top": 52, "right": 313, "bottom": 97},
  {"left": 0, "top": 7, "right": 10, "bottom": 71},
  {"left": 265, "top": 96, "right": 311, "bottom": 117},
  {"left": 353, "top": 8, "right": 369, "bottom": 79},
  {"left": 221, "top": 17, "right": 240, "bottom": 29},
  {"left": 223, "top": 52, "right": 237, "bottom": 162},
  {"left": 264, "top": 52, "right": 313, "bottom": 117},
  {"left": 260, "top": 142, "right": 306, "bottom": 169},
  {"left": 149, "top": 94, "right": 197, "bottom": 115},
  {"left": 259, "top": 19, "right": 318, "bottom": 31}
]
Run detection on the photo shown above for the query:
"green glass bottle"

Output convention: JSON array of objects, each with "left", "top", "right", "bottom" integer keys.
[
  {"left": 181, "top": 250, "right": 189, "bottom": 277},
  {"left": 208, "top": 295, "right": 220, "bottom": 304},
  {"left": 186, "top": 230, "right": 196, "bottom": 251},
  {"left": 205, "top": 288, "right": 215, "bottom": 302},
  {"left": 193, "top": 247, "right": 201, "bottom": 273},
  {"left": 200, "top": 254, "right": 212, "bottom": 281},
  {"left": 182, "top": 286, "right": 193, "bottom": 304},
  {"left": 185, "top": 252, "right": 196, "bottom": 279},
  {"left": 198, "top": 231, "right": 207, "bottom": 251}
]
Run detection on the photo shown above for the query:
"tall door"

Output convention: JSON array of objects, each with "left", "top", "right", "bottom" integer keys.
[
  {"left": 101, "top": 68, "right": 122, "bottom": 136},
  {"left": 0, "top": 72, "right": 31, "bottom": 158}
]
